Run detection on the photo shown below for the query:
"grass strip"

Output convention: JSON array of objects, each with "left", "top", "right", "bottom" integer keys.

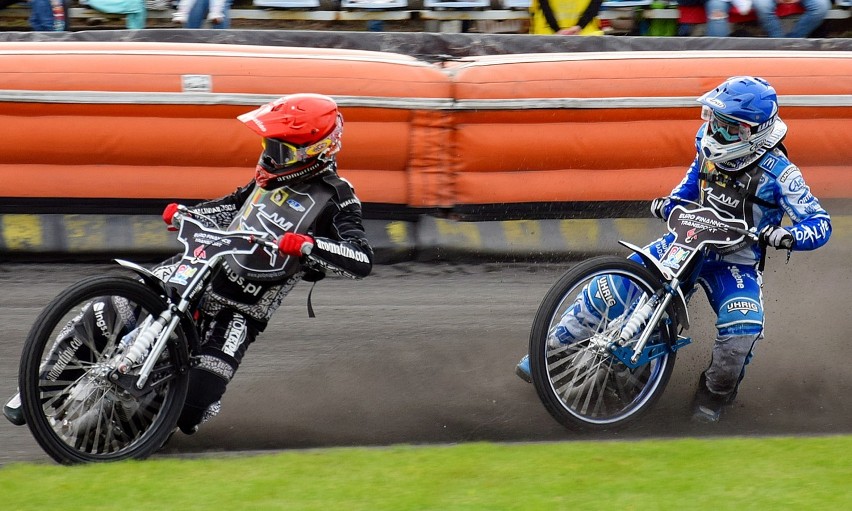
[{"left": 1, "top": 435, "right": 849, "bottom": 510}]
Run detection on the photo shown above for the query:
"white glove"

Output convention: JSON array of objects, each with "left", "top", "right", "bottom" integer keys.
[
  {"left": 650, "top": 197, "right": 670, "bottom": 220},
  {"left": 759, "top": 225, "right": 794, "bottom": 250}
]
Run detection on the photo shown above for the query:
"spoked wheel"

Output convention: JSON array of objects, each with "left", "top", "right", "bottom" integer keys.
[
  {"left": 19, "top": 275, "right": 189, "bottom": 464},
  {"left": 529, "top": 256, "right": 678, "bottom": 431}
]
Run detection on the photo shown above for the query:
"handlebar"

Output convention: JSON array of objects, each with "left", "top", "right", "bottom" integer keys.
[
  {"left": 169, "top": 204, "right": 312, "bottom": 256},
  {"left": 659, "top": 196, "right": 792, "bottom": 270},
  {"left": 171, "top": 204, "right": 278, "bottom": 255},
  {"left": 662, "top": 196, "right": 759, "bottom": 242}
]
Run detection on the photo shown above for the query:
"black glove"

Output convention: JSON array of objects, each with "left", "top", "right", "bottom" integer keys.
[
  {"left": 759, "top": 225, "right": 794, "bottom": 250},
  {"left": 650, "top": 197, "right": 670, "bottom": 220}
]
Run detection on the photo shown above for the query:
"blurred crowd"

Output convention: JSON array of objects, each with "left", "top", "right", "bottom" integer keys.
[{"left": 0, "top": 0, "right": 848, "bottom": 36}]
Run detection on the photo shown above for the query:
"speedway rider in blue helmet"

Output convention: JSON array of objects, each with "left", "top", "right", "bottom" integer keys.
[{"left": 516, "top": 76, "right": 832, "bottom": 423}]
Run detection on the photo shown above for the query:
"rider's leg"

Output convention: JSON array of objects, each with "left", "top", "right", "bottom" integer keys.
[
  {"left": 692, "top": 261, "right": 764, "bottom": 423},
  {"left": 516, "top": 279, "right": 621, "bottom": 382},
  {"left": 516, "top": 234, "right": 676, "bottom": 382},
  {"left": 4, "top": 295, "right": 135, "bottom": 426},
  {"left": 176, "top": 309, "right": 256, "bottom": 434}
]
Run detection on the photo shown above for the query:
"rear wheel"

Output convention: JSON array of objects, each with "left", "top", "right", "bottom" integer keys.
[
  {"left": 19, "top": 275, "right": 189, "bottom": 464},
  {"left": 529, "top": 256, "right": 678, "bottom": 431}
]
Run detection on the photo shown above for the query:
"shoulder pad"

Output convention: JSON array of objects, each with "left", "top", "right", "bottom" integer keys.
[
  {"left": 320, "top": 173, "right": 360, "bottom": 209},
  {"left": 757, "top": 148, "right": 792, "bottom": 177}
]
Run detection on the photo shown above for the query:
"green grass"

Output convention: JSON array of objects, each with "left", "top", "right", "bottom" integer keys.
[{"left": 1, "top": 436, "right": 850, "bottom": 510}]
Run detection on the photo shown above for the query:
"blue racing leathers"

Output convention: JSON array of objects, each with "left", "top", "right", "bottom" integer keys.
[
  {"left": 643, "top": 124, "right": 831, "bottom": 397},
  {"left": 550, "top": 123, "right": 831, "bottom": 402}
]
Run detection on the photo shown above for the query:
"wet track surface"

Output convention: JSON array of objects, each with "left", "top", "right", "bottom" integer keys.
[{"left": 1, "top": 244, "right": 850, "bottom": 465}]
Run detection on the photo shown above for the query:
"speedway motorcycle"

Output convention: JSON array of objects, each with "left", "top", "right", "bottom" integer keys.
[
  {"left": 527, "top": 199, "right": 784, "bottom": 431},
  {"left": 16, "top": 205, "right": 311, "bottom": 464}
]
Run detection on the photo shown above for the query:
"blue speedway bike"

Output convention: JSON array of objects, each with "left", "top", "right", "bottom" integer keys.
[{"left": 527, "top": 199, "right": 781, "bottom": 431}]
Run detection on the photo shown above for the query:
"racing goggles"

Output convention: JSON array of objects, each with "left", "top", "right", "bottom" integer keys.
[
  {"left": 702, "top": 106, "right": 753, "bottom": 144},
  {"left": 260, "top": 124, "right": 342, "bottom": 170}
]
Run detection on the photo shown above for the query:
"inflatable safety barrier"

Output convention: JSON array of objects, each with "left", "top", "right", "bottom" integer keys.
[
  {"left": 447, "top": 51, "right": 852, "bottom": 212},
  {"left": 0, "top": 41, "right": 850, "bottom": 219},
  {"left": 0, "top": 42, "right": 452, "bottom": 209}
]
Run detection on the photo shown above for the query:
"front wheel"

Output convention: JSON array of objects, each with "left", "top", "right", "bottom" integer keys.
[
  {"left": 529, "top": 256, "right": 678, "bottom": 431},
  {"left": 19, "top": 275, "right": 190, "bottom": 464}
]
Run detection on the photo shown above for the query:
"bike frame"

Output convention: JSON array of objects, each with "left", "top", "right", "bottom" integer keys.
[{"left": 610, "top": 202, "right": 755, "bottom": 368}]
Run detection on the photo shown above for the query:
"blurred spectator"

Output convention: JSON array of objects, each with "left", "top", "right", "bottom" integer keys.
[
  {"left": 753, "top": 0, "right": 830, "bottom": 37},
  {"left": 177, "top": 0, "right": 230, "bottom": 28},
  {"left": 529, "top": 0, "right": 604, "bottom": 35},
  {"left": 171, "top": 0, "right": 191, "bottom": 23},
  {"left": 704, "top": 0, "right": 753, "bottom": 36},
  {"left": 86, "top": 0, "right": 147, "bottom": 28},
  {"left": 28, "top": 0, "right": 69, "bottom": 31},
  {"left": 675, "top": 0, "right": 705, "bottom": 35}
]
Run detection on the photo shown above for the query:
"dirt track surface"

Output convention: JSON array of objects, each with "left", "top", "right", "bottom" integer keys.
[{"left": 1, "top": 245, "right": 850, "bottom": 465}]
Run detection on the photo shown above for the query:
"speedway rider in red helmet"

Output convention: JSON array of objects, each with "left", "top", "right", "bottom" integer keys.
[{"left": 3, "top": 93, "right": 373, "bottom": 433}]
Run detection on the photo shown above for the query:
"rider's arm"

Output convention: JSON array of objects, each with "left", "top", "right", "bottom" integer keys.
[
  {"left": 305, "top": 196, "right": 373, "bottom": 279},
  {"left": 770, "top": 164, "right": 832, "bottom": 251}
]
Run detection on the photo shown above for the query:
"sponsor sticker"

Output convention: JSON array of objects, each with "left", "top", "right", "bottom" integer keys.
[
  {"left": 169, "top": 264, "right": 198, "bottom": 285},
  {"left": 271, "top": 189, "right": 288, "bottom": 206},
  {"left": 286, "top": 198, "right": 306, "bottom": 212},
  {"left": 662, "top": 245, "right": 691, "bottom": 269}
]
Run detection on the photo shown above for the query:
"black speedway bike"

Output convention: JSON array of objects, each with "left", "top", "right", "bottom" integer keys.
[
  {"left": 17, "top": 206, "right": 310, "bottom": 464},
  {"left": 527, "top": 199, "right": 785, "bottom": 431}
]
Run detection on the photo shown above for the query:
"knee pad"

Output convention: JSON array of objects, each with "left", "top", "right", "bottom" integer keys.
[
  {"left": 185, "top": 352, "right": 235, "bottom": 405},
  {"left": 179, "top": 349, "right": 237, "bottom": 430},
  {"left": 717, "top": 297, "right": 763, "bottom": 336},
  {"left": 705, "top": 333, "right": 761, "bottom": 395},
  {"left": 180, "top": 311, "right": 254, "bottom": 428},
  {"left": 202, "top": 311, "right": 252, "bottom": 360}
]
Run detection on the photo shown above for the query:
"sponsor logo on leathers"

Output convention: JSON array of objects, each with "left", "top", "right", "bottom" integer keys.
[
  {"left": 727, "top": 300, "right": 759, "bottom": 315},
  {"left": 315, "top": 238, "right": 370, "bottom": 263}
]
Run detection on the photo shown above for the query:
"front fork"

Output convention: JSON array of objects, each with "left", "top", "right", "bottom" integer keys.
[
  {"left": 110, "top": 265, "right": 213, "bottom": 394},
  {"left": 611, "top": 278, "right": 684, "bottom": 367},
  {"left": 108, "top": 307, "right": 181, "bottom": 394}
]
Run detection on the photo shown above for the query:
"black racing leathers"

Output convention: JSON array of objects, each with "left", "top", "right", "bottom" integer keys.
[
  {"left": 154, "top": 171, "right": 372, "bottom": 330},
  {"left": 160, "top": 169, "right": 372, "bottom": 433}
]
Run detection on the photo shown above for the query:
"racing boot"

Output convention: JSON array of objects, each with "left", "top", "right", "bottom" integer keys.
[
  {"left": 3, "top": 391, "right": 25, "bottom": 426},
  {"left": 177, "top": 400, "right": 221, "bottom": 435},
  {"left": 691, "top": 373, "right": 732, "bottom": 423},
  {"left": 515, "top": 355, "right": 531, "bottom": 383}
]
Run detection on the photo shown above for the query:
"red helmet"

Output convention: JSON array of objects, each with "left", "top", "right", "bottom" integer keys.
[{"left": 238, "top": 93, "right": 343, "bottom": 188}]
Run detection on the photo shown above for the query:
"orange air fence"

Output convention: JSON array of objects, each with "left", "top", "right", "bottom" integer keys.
[{"left": 0, "top": 42, "right": 850, "bottom": 210}]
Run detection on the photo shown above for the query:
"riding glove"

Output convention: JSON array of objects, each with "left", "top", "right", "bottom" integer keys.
[
  {"left": 759, "top": 225, "right": 794, "bottom": 250},
  {"left": 650, "top": 197, "right": 670, "bottom": 220},
  {"left": 162, "top": 203, "right": 180, "bottom": 231},
  {"left": 278, "top": 232, "right": 315, "bottom": 257}
]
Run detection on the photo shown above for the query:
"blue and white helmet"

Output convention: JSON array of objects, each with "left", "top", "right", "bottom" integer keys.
[{"left": 698, "top": 76, "right": 787, "bottom": 173}]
